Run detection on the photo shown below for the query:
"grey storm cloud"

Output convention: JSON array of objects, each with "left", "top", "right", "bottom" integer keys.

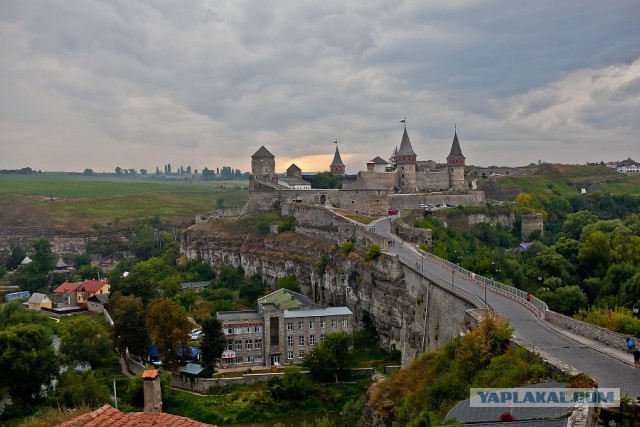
[{"left": 1, "top": 0, "right": 639, "bottom": 173}]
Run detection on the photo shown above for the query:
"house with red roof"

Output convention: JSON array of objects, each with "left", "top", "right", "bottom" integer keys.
[
  {"left": 53, "top": 282, "right": 81, "bottom": 307},
  {"left": 76, "top": 279, "right": 110, "bottom": 306}
]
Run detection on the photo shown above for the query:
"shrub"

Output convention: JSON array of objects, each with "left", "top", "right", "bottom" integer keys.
[
  {"left": 340, "top": 242, "right": 354, "bottom": 256},
  {"left": 364, "top": 244, "right": 381, "bottom": 261},
  {"left": 499, "top": 412, "right": 515, "bottom": 421},
  {"left": 278, "top": 215, "right": 295, "bottom": 233},
  {"left": 277, "top": 276, "right": 300, "bottom": 293}
]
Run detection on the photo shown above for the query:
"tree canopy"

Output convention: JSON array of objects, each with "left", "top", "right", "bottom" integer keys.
[
  {"left": 304, "top": 332, "right": 354, "bottom": 382},
  {"left": 145, "top": 298, "right": 191, "bottom": 363}
]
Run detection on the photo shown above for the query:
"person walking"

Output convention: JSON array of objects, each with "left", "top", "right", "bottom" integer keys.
[
  {"left": 633, "top": 348, "right": 640, "bottom": 369},
  {"left": 526, "top": 293, "right": 531, "bottom": 302},
  {"left": 627, "top": 337, "right": 635, "bottom": 354}
]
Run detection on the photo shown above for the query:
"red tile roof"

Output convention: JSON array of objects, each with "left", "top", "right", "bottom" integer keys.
[
  {"left": 54, "top": 282, "right": 81, "bottom": 294},
  {"left": 79, "top": 280, "right": 109, "bottom": 293},
  {"left": 141, "top": 369, "right": 159, "bottom": 379},
  {"left": 56, "top": 404, "right": 214, "bottom": 426}
]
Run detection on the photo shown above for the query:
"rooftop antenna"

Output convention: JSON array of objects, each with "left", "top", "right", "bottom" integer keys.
[
  {"left": 399, "top": 117, "right": 407, "bottom": 128},
  {"left": 454, "top": 122, "right": 457, "bottom": 133}
]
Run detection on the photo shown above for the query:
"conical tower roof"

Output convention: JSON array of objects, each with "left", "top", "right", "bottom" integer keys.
[
  {"left": 397, "top": 128, "right": 417, "bottom": 156},
  {"left": 252, "top": 146, "right": 274, "bottom": 158},
  {"left": 447, "top": 130, "right": 465, "bottom": 160},
  {"left": 330, "top": 145, "right": 345, "bottom": 168}
]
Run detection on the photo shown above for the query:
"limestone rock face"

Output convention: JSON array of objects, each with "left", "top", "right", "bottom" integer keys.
[{"left": 183, "top": 222, "right": 473, "bottom": 363}]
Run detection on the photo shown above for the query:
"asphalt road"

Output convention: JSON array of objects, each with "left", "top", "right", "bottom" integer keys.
[{"left": 371, "top": 216, "right": 636, "bottom": 397}]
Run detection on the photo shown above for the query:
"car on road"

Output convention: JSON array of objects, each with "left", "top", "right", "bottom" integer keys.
[{"left": 190, "top": 330, "right": 204, "bottom": 340}]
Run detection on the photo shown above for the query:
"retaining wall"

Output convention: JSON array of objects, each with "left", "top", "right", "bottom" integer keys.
[{"left": 545, "top": 311, "right": 636, "bottom": 352}]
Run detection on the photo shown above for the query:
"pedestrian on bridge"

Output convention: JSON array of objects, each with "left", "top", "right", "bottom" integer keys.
[
  {"left": 633, "top": 348, "right": 640, "bottom": 369},
  {"left": 627, "top": 337, "right": 635, "bottom": 354}
]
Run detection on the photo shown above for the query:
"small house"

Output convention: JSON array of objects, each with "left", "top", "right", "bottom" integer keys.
[
  {"left": 179, "top": 281, "right": 210, "bottom": 292},
  {"left": 77, "top": 279, "right": 110, "bottom": 306},
  {"left": 87, "top": 294, "right": 110, "bottom": 314},
  {"left": 28, "top": 293, "right": 52, "bottom": 311}
]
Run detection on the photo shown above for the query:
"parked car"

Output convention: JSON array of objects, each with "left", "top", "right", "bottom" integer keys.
[{"left": 190, "top": 330, "right": 204, "bottom": 340}]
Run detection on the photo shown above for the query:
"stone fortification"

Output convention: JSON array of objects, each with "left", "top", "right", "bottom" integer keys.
[
  {"left": 243, "top": 190, "right": 340, "bottom": 215},
  {"left": 389, "top": 191, "right": 485, "bottom": 210},
  {"left": 415, "top": 169, "right": 450, "bottom": 191},
  {"left": 521, "top": 213, "right": 544, "bottom": 239},
  {"left": 392, "top": 222, "right": 432, "bottom": 248}
]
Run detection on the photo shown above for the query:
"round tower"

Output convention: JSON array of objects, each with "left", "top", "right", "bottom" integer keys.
[
  {"left": 446, "top": 128, "right": 466, "bottom": 191},
  {"left": 396, "top": 127, "right": 417, "bottom": 192}
]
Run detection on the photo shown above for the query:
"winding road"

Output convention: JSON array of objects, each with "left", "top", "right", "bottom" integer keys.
[{"left": 371, "top": 216, "right": 636, "bottom": 397}]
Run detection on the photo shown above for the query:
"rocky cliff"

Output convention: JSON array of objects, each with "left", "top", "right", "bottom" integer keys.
[{"left": 183, "top": 221, "right": 474, "bottom": 363}]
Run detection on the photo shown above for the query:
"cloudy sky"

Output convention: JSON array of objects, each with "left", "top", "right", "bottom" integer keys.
[{"left": 1, "top": 1, "right": 639, "bottom": 174}]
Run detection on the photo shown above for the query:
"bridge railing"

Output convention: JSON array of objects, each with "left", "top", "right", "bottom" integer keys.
[
  {"left": 399, "top": 251, "right": 489, "bottom": 311},
  {"left": 422, "top": 251, "right": 549, "bottom": 316}
]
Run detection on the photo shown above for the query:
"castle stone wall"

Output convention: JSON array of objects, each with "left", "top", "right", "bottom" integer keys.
[
  {"left": 358, "top": 171, "right": 397, "bottom": 190},
  {"left": 522, "top": 213, "right": 544, "bottom": 239},
  {"left": 389, "top": 192, "right": 485, "bottom": 210},
  {"left": 416, "top": 170, "right": 449, "bottom": 191},
  {"left": 337, "top": 189, "right": 389, "bottom": 216}
]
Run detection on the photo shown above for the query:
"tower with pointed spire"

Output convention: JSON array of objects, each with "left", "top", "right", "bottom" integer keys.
[
  {"left": 330, "top": 142, "right": 346, "bottom": 176},
  {"left": 446, "top": 127, "right": 466, "bottom": 191},
  {"left": 395, "top": 126, "right": 417, "bottom": 192}
]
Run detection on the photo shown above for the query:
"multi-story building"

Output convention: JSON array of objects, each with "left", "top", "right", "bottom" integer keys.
[{"left": 217, "top": 288, "right": 354, "bottom": 368}]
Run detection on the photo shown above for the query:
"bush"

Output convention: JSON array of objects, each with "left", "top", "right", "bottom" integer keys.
[
  {"left": 340, "top": 242, "right": 354, "bottom": 256},
  {"left": 364, "top": 244, "right": 381, "bottom": 261},
  {"left": 499, "top": 412, "right": 515, "bottom": 422},
  {"left": 277, "top": 276, "right": 300, "bottom": 293},
  {"left": 278, "top": 215, "right": 295, "bottom": 233}
]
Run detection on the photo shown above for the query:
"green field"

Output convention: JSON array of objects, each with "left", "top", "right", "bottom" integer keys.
[{"left": 0, "top": 174, "right": 249, "bottom": 230}]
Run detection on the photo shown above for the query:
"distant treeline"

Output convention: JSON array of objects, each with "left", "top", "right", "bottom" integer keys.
[{"left": 0, "top": 167, "right": 40, "bottom": 174}]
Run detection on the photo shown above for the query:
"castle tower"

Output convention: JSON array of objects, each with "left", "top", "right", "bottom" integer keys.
[
  {"left": 286, "top": 163, "right": 302, "bottom": 179},
  {"left": 446, "top": 128, "right": 466, "bottom": 191},
  {"left": 330, "top": 143, "right": 345, "bottom": 176},
  {"left": 250, "top": 146, "right": 277, "bottom": 190},
  {"left": 396, "top": 127, "right": 417, "bottom": 192}
]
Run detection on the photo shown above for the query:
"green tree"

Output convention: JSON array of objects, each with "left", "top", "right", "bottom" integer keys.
[
  {"left": 59, "top": 316, "right": 113, "bottom": 368},
  {"left": 277, "top": 275, "right": 300, "bottom": 293},
  {"left": 130, "top": 225, "right": 157, "bottom": 260},
  {"left": 0, "top": 324, "right": 59, "bottom": 401},
  {"left": 83, "top": 168, "right": 94, "bottom": 176},
  {"left": 239, "top": 274, "right": 265, "bottom": 305},
  {"left": 145, "top": 298, "right": 191, "bottom": 363},
  {"left": 0, "top": 302, "right": 49, "bottom": 328},
  {"left": 304, "top": 332, "right": 354, "bottom": 382},
  {"left": 74, "top": 252, "right": 92, "bottom": 269},
  {"left": 200, "top": 316, "right": 225, "bottom": 375},
  {"left": 310, "top": 171, "right": 342, "bottom": 189},
  {"left": 560, "top": 210, "right": 598, "bottom": 240},
  {"left": 111, "top": 294, "right": 149, "bottom": 357},
  {"left": 173, "top": 289, "right": 198, "bottom": 311},
  {"left": 56, "top": 371, "right": 112, "bottom": 407},
  {"left": 6, "top": 246, "right": 26, "bottom": 270}
]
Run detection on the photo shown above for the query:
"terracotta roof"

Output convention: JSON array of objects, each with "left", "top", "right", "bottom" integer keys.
[
  {"left": 55, "top": 404, "right": 214, "bottom": 426},
  {"left": 251, "top": 146, "right": 274, "bottom": 158},
  {"left": 447, "top": 130, "right": 465, "bottom": 160},
  {"left": 54, "top": 282, "right": 81, "bottom": 294},
  {"left": 141, "top": 369, "right": 159, "bottom": 379},
  {"left": 397, "top": 128, "right": 417, "bottom": 156},
  {"left": 79, "top": 280, "right": 108, "bottom": 293}
]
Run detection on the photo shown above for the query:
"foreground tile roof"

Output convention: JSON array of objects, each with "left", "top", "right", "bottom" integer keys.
[{"left": 56, "top": 404, "right": 214, "bottom": 426}]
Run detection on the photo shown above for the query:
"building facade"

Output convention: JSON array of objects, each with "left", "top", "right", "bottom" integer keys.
[{"left": 217, "top": 289, "right": 354, "bottom": 368}]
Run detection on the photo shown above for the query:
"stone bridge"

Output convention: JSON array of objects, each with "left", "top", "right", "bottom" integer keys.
[{"left": 371, "top": 216, "right": 637, "bottom": 397}]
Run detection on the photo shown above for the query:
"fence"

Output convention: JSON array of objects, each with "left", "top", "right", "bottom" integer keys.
[{"left": 422, "top": 251, "right": 548, "bottom": 317}]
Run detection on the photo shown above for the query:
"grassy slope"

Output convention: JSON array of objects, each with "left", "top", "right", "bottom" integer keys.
[
  {"left": 0, "top": 174, "right": 249, "bottom": 230},
  {"left": 495, "top": 164, "right": 640, "bottom": 196}
]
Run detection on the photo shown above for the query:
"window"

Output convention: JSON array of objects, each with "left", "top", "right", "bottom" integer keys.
[
  {"left": 286, "top": 322, "right": 293, "bottom": 331},
  {"left": 255, "top": 339, "right": 263, "bottom": 349},
  {"left": 309, "top": 321, "right": 315, "bottom": 329},
  {"left": 235, "top": 340, "right": 242, "bottom": 350},
  {"left": 287, "top": 336, "right": 294, "bottom": 347},
  {"left": 226, "top": 341, "right": 233, "bottom": 350},
  {"left": 256, "top": 356, "right": 264, "bottom": 363},
  {"left": 234, "top": 327, "right": 242, "bottom": 334},
  {"left": 320, "top": 320, "right": 325, "bottom": 329},
  {"left": 287, "top": 351, "right": 294, "bottom": 360},
  {"left": 245, "top": 327, "right": 252, "bottom": 333},
  {"left": 342, "top": 319, "right": 348, "bottom": 328},
  {"left": 270, "top": 316, "right": 280, "bottom": 347},
  {"left": 245, "top": 356, "right": 254, "bottom": 363},
  {"left": 298, "top": 350, "right": 305, "bottom": 358},
  {"left": 254, "top": 325, "right": 263, "bottom": 333},
  {"left": 331, "top": 319, "right": 337, "bottom": 328},
  {"left": 320, "top": 334, "right": 325, "bottom": 342},
  {"left": 225, "top": 328, "right": 233, "bottom": 335},
  {"left": 298, "top": 336, "right": 304, "bottom": 346},
  {"left": 298, "top": 321, "right": 304, "bottom": 330},
  {"left": 245, "top": 339, "right": 253, "bottom": 350},
  {"left": 309, "top": 335, "right": 315, "bottom": 346}
]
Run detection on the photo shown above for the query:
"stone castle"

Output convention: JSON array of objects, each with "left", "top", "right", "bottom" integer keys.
[{"left": 247, "top": 127, "right": 478, "bottom": 216}]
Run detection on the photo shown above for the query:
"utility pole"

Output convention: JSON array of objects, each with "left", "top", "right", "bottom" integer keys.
[{"left": 113, "top": 377, "right": 118, "bottom": 410}]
